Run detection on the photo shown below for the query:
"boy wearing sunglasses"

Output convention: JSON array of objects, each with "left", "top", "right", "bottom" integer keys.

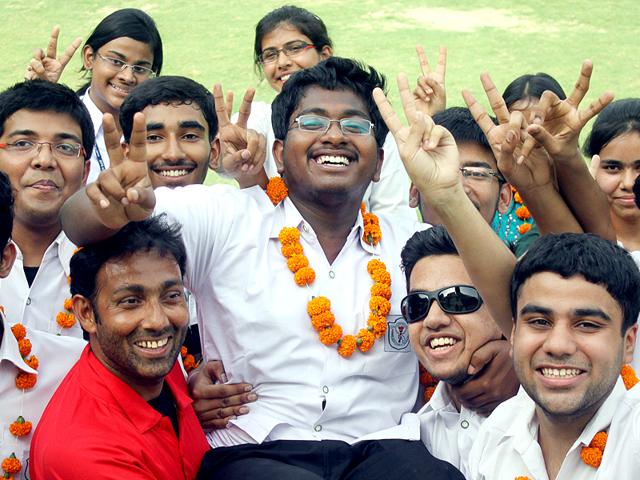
[{"left": 399, "top": 225, "right": 502, "bottom": 475}]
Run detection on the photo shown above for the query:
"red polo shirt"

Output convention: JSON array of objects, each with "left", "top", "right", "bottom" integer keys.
[{"left": 30, "top": 345, "right": 209, "bottom": 479}]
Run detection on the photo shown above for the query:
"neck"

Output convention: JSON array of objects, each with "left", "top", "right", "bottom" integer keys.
[
  {"left": 289, "top": 193, "right": 362, "bottom": 264},
  {"left": 89, "top": 89, "right": 121, "bottom": 129},
  {"left": 444, "top": 383, "right": 462, "bottom": 412},
  {"left": 536, "top": 406, "right": 595, "bottom": 480},
  {"left": 13, "top": 220, "right": 61, "bottom": 267},
  {"left": 612, "top": 213, "right": 640, "bottom": 251}
]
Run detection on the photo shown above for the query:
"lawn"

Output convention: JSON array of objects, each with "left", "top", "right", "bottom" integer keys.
[{"left": 2, "top": 0, "right": 638, "bottom": 183}]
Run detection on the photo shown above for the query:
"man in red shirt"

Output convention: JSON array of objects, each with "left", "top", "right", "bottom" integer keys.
[{"left": 30, "top": 216, "right": 209, "bottom": 479}]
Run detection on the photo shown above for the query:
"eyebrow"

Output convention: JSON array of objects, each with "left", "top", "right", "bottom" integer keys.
[
  {"left": 297, "top": 107, "right": 371, "bottom": 119},
  {"left": 573, "top": 308, "right": 612, "bottom": 322},
  {"left": 8, "top": 129, "right": 82, "bottom": 144},
  {"left": 600, "top": 159, "right": 640, "bottom": 166},
  {"left": 106, "top": 50, "right": 152, "bottom": 66},
  {"left": 178, "top": 120, "right": 205, "bottom": 131},
  {"left": 112, "top": 278, "right": 183, "bottom": 295},
  {"left": 462, "top": 161, "right": 494, "bottom": 169},
  {"left": 519, "top": 304, "right": 553, "bottom": 316}
]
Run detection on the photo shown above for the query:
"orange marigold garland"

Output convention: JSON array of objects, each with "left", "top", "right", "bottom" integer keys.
[
  {"left": 56, "top": 297, "right": 76, "bottom": 330},
  {"left": 180, "top": 346, "right": 198, "bottom": 374},
  {"left": 266, "top": 177, "right": 289, "bottom": 205},
  {"left": 278, "top": 204, "right": 391, "bottom": 358},
  {"left": 512, "top": 186, "right": 532, "bottom": 236},
  {"left": 419, "top": 364, "right": 439, "bottom": 402},
  {"left": 1, "top": 453, "right": 21, "bottom": 475},
  {"left": 8, "top": 416, "right": 32, "bottom": 437},
  {"left": 621, "top": 364, "right": 639, "bottom": 390}
]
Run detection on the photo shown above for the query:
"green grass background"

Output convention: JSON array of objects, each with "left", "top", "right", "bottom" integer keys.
[{"left": 2, "top": 0, "right": 638, "bottom": 183}]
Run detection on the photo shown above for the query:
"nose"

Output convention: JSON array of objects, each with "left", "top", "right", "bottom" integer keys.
[
  {"left": 162, "top": 135, "right": 187, "bottom": 162},
  {"left": 321, "top": 120, "right": 347, "bottom": 143},
  {"left": 31, "top": 143, "right": 57, "bottom": 169},
  {"left": 541, "top": 322, "right": 577, "bottom": 358},
  {"left": 422, "top": 300, "right": 452, "bottom": 331},
  {"left": 117, "top": 64, "right": 137, "bottom": 83},
  {"left": 621, "top": 167, "right": 639, "bottom": 191},
  {"left": 141, "top": 297, "right": 172, "bottom": 331},
  {"left": 276, "top": 49, "right": 292, "bottom": 68}
]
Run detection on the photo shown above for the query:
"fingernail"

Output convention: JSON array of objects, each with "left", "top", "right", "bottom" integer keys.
[
  {"left": 506, "top": 131, "right": 515, "bottom": 143},
  {"left": 241, "top": 150, "right": 250, "bottom": 160},
  {"left": 244, "top": 385, "right": 252, "bottom": 392},
  {"left": 221, "top": 373, "right": 228, "bottom": 383},
  {"left": 239, "top": 406, "right": 250, "bottom": 414},
  {"left": 121, "top": 197, "right": 130, "bottom": 206},
  {"left": 100, "top": 199, "right": 109, "bottom": 208},
  {"left": 247, "top": 393, "right": 258, "bottom": 401},
  {"left": 467, "top": 365, "right": 477, "bottom": 375}
]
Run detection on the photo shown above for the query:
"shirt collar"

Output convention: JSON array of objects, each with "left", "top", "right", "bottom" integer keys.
[
  {"left": 574, "top": 377, "right": 626, "bottom": 447},
  {"left": 0, "top": 310, "right": 38, "bottom": 374},
  {"left": 81, "top": 89, "right": 104, "bottom": 137}
]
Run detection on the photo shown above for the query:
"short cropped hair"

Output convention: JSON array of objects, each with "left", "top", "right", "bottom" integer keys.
[
  {"left": 119, "top": 76, "right": 218, "bottom": 142},
  {"left": 502, "top": 72, "right": 566, "bottom": 111},
  {"left": 433, "top": 106, "right": 494, "bottom": 154},
  {"left": 401, "top": 225, "right": 457, "bottom": 288},
  {"left": 583, "top": 98, "right": 640, "bottom": 157},
  {"left": 0, "top": 171, "right": 13, "bottom": 247},
  {"left": 0, "top": 80, "right": 95, "bottom": 157},
  {"left": 271, "top": 57, "right": 388, "bottom": 148},
  {"left": 510, "top": 233, "right": 640, "bottom": 333},
  {"left": 70, "top": 215, "right": 187, "bottom": 303}
]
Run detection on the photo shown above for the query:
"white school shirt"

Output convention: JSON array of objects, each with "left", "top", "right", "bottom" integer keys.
[
  {"left": 0, "top": 311, "right": 85, "bottom": 479},
  {"left": 81, "top": 89, "right": 110, "bottom": 183},
  {"left": 154, "top": 184, "right": 425, "bottom": 446},
  {"left": 630, "top": 250, "right": 640, "bottom": 372},
  {"left": 466, "top": 379, "right": 640, "bottom": 480},
  {"left": 0, "top": 232, "right": 82, "bottom": 337},
  {"left": 242, "top": 101, "right": 416, "bottom": 222}
]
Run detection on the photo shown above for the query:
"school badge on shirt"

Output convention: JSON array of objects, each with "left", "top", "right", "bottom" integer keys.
[{"left": 385, "top": 316, "right": 411, "bottom": 352}]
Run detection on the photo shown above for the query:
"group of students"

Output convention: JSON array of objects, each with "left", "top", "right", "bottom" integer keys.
[{"left": 1, "top": 4, "right": 639, "bottom": 480}]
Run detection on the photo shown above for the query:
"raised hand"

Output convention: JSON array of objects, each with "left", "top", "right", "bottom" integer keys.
[
  {"left": 85, "top": 112, "right": 154, "bottom": 229},
  {"left": 413, "top": 45, "right": 447, "bottom": 116},
  {"left": 374, "top": 74, "right": 459, "bottom": 201},
  {"left": 25, "top": 26, "right": 82, "bottom": 83},
  {"left": 213, "top": 85, "right": 266, "bottom": 179}
]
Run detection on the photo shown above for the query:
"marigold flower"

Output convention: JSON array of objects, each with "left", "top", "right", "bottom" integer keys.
[
  {"left": 621, "top": 364, "right": 639, "bottom": 390},
  {"left": 517, "top": 223, "right": 532, "bottom": 235},
  {"left": 281, "top": 243, "right": 304, "bottom": 258},
  {"left": 338, "top": 335, "right": 357, "bottom": 358},
  {"left": 25, "top": 355, "right": 39, "bottom": 370},
  {"left": 63, "top": 298, "right": 73, "bottom": 311},
  {"left": 67, "top": 275, "right": 72, "bottom": 285},
  {"left": 56, "top": 312, "right": 76, "bottom": 329},
  {"left": 278, "top": 227, "right": 300, "bottom": 245},
  {"left": 294, "top": 267, "right": 316, "bottom": 287},
  {"left": 371, "top": 268, "right": 391, "bottom": 286},
  {"left": 1, "top": 453, "right": 21, "bottom": 474},
  {"left": 9, "top": 416, "right": 32, "bottom": 437},
  {"left": 589, "top": 431, "right": 608, "bottom": 450},
  {"left": 181, "top": 346, "right": 188, "bottom": 357},
  {"left": 367, "top": 315, "right": 388, "bottom": 338},
  {"left": 287, "top": 254, "right": 309, "bottom": 273},
  {"left": 363, "top": 223, "right": 382, "bottom": 246},
  {"left": 266, "top": 177, "right": 288, "bottom": 205},
  {"left": 356, "top": 329, "right": 375, "bottom": 352},
  {"left": 423, "top": 386, "right": 437, "bottom": 403},
  {"left": 419, "top": 365, "right": 436, "bottom": 386},
  {"left": 362, "top": 212, "right": 378, "bottom": 226},
  {"left": 513, "top": 192, "right": 523, "bottom": 204},
  {"left": 360, "top": 203, "right": 366, "bottom": 216},
  {"left": 515, "top": 205, "right": 531, "bottom": 220},
  {"left": 370, "top": 283, "right": 392, "bottom": 300},
  {"left": 182, "top": 354, "right": 197, "bottom": 373},
  {"left": 580, "top": 446, "right": 603, "bottom": 468},
  {"left": 319, "top": 324, "right": 343, "bottom": 345},
  {"left": 15, "top": 372, "right": 37, "bottom": 390},
  {"left": 311, "top": 311, "right": 336, "bottom": 331},
  {"left": 367, "top": 259, "right": 386, "bottom": 275},
  {"left": 10, "top": 323, "right": 26, "bottom": 341},
  {"left": 307, "top": 296, "right": 331, "bottom": 316},
  {"left": 18, "top": 338, "right": 31, "bottom": 357},
  {"left": 514, "top": 477, "right": 530, "bottom": 480},
  {"left": 370, "top": 296, "right": 391, "bottom": 317}
]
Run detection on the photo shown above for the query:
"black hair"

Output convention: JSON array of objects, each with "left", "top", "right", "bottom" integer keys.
[
  {"left": 510, "top": 233, "right": 640, "bottom": 333},
  {"left": 78, "top": 8, "right": 163, "bottom": 94},
  {"left": 503, "top": 73, "right": 566, "bottom": 111},
  {"left": 119, "top": 76, "right": 218, "bottom": 142},
  {"left": 401, "top": 225, "right": 458, "bottom": 288},
  {"left": 0, "top": 171, "right": 13, "bottom": 247},
  {"left": 70, "top": 215, "right": 186, "bottom": 303},
  {"left": 254, "top": 5, "right": 332, "bottom": 70},
  {"left": 0, "top": 80, "right": 95, "bottom": 157},
  {"left": 583, "top": 98, "right": 640, "bottom": 157},
  {"left": 271, "top": 57, "right": 388, "bottom": 147},
  {"left": 433, "top": 106, "right": 494, "bottom": 154}
]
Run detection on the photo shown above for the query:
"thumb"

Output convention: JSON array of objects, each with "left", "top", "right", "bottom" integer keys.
[
  {"left": 203, "top": 359, "right": 228, "bottom": 384},
  {"left": 526, "top": 123, "right": 556, "bottom": 157},
  {"left": 467, "top": 340, "right": 500, "bottom": 375},
  {"left": 589, "top": 154, "right": 600, "bottom": 178}
]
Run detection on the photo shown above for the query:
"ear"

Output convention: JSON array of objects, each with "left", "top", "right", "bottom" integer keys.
[
  {"left": 82, "top": 45, "right": 95, "bottom": 70},
  {"left": 81, "top": 158, "right": 91, "bottom": 185},
  {"left": 0, "top": 242, "right": 17, "bottom": 278},
  {"left": 623, "top": 323, "right": 638, "bottom": 365},
  {"left": 319, "top": 45, "right": 333, "bottom": 60},
  {"left": 208, "top": 137, "right": 221, "bottom": 171},
  {"left": 497, "top": 182, "right": 513, "bottom": 214},
  {"left": 409, "top": 183, "right": 420, "bottom": 208},
  {"left": 509, "top": 323, "right": 516, "bottom": 359},
  {"left": 273, "top": 139, "right": 285, "bottom": 176},
  {"left": 371, "top": 148, "right": 384, "bottom": 183},
  {"left": 73, "top": 295, "right": 98, "bottom": 335}
]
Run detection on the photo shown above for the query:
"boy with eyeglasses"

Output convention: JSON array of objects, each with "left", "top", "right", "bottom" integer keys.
[{"left": 0, "top": 80, "right": 94, "bottom": 337}]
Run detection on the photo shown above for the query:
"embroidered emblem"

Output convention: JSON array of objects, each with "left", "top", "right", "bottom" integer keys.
[{"left": 385, "top": 316, "right": 411, "bottom": 352}]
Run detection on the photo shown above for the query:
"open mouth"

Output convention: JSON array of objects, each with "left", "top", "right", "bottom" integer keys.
[
  {"left": 539, "top": 367, "right": 583, "bottom": 379},
  {"left": 134, "top": 337, "right": 170, "bottom": 350},
  {"left": 151, "top": 166, "right": 196, "bottom": 178},
  {"left": 280, "top": 74, "right": 292, "bottom": 83},
  {"left": 109, "top": 82, "right": 132, "bottom": 95},
  {"left": 315, "top": 155, "right": 350, "bottom": 167},
  {"left": 429, "top": 336, "right": 458, "bottom": 351}
]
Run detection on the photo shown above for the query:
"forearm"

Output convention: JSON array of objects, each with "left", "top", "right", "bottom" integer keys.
[
  {"left": 237, "top": 168, "right": 268, "bottom": 189},
  {"left": 61, "top": 188, "right": 123, "bottom": 246},
  {"left": 518, "top": 183, "right": 582, "bottom": 235}
]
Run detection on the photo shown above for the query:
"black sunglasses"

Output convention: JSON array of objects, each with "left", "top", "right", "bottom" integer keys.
[{"left": 401, "top": 285, "right": 483, "bottom": 324}]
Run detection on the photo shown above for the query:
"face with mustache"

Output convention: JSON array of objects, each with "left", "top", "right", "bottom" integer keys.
[{"left": 0, "top": 109, "right": 89, "bottom": 230}]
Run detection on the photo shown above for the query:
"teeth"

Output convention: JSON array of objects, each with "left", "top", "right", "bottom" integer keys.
[
  {"left": 316, "top": 155, "right": 349, "bottom": 166},
  {"left": 135, "top": 338, "right": 169, "bottom": 349},
  {"left": 541, "top": 368, "right": 582, "bottom": 378},
  {"left": 109, "top": 83, "right": 131, "bottom": 94},
  {"left": 429, "top": 337, "right": 457, "bottom": 349},
  {"left": 159, "top": 169, "right": 189, "bottom": 177},
  {"left": 281, "top": 74, "right": 291, "bottom": 82}
]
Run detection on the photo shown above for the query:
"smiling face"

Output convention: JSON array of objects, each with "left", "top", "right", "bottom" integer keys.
[
  {"left": 83, "top": 37, "right": 154, "bottom": 114},
  {"left": 0, "top": 109, "right": 88, "bottom": 230},
  {"left": 512, "top": 272, "right": 637, "bottom": 422},
  {"left": 135, "top": 102, "right": 217, "bottom": 188},
  {"left": 594, "top": 131, "right": 640, "bottom": 224},
  {"left": 80, "top": 250, "right": 188, "bottom": 398},
  {"left": 273, "top": 87, "right": 382, "bottom": 206},
  {"left": 408, "top": 254, "right": 502, "bottom": 384},
  {"left": 260, "top": 23, "right": 331, "bottom": 93}
]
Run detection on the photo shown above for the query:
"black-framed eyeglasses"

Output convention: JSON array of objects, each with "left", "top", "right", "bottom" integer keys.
[
  {"left": 259, "top": 41, "right": 315, "bottom": 64},
  {"left": 0, "top": 140, "right": 85, "bottom": 160},
  {"left": 401, "top": 285, "right": 483, "bottom": 324},
  {"left": 460, "top": 166, "right": 505, "bottom": 183},
  {"left": 96, "top": 52, "right": 156, "bottom": 78},
  {"left": 290, "top": 114, "right": 375, "bottom": 136}
]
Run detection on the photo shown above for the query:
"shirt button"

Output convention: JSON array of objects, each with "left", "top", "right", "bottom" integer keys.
[
  {"left": 302, "top": 224, "right": 309, "bottom": 233},
  {"left": 322, "top": 386, "right": 329, "bottom": 393},
  {"left": 26, "top": 297, "right": 31, "bottom": 305},
  {"left": 461, "top": 420, "right": 470, "bottom": 429},
  {"left": 328, "top": 270, "right": 335, "bottom": 279},
  {"left": 314, "top": 425, "right": 322, "bottom": 432}
]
